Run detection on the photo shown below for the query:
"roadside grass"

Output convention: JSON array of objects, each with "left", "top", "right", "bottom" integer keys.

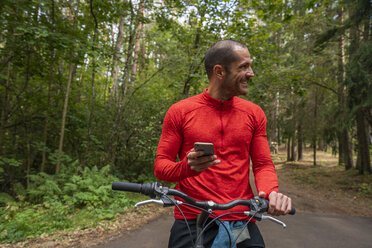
[
  {"left": 0, "top": 163, "right": 153, "bottom": 244},
  {"left": 0, "top": 191, "right": 148, "bottom": 245}
]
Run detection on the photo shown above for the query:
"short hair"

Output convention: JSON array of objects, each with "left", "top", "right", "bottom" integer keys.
[{"left": 204, "top": 40, "right": 247, "bottom": 78}]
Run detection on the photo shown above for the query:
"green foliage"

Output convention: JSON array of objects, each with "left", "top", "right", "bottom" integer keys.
[
  {"left": 28, "top": 172, "right": 62, "bottom": 202},
  {"left": 346, "top": 41, "right": 372, "bottom": 111},
  {"left": 27, "top": 163, "right": 129, "bottom": 208},
  {"left": 0, "top": 163, "right": 136, "bottom": 243},
  {"left": 358, "top": 182, "right": 372, "bottom": 195},
  {"left": 0, "top": 158, "right": 21, "bottom": 183},
  {"left": 0, "top": 193, "right": 13, "bottom": 205},
  {"left": 0, "top": 0, "right": 371, "bottom": 243},
  {"left": 0, "top": 158, "right": 21, "bottom": 168}
]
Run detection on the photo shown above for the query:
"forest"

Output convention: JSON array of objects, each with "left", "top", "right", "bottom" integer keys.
[{"left": 0, "top": 0, "right": 371, "bottom": 243}]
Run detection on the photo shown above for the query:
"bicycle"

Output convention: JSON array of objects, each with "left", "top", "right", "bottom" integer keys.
[{"left": 112, "top": 181, "right": 295, "bottom": 248}]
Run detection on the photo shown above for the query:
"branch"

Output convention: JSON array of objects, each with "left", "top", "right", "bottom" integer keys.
[
  {"left": 309, "top": 81, "right": 338, "bottom": 95},
  {"left": 90, "top": 0, "right": 98, "bottom": 32},
  {"left": 3, "top": 116, "right": 46, "bottom": 129},
  {"left": 0, "top": 55, "right": 14, "bottom": 72},
  {"left": 314, "top": 1, "right": 370, "bottom": 51},
  {"left": 127, "top": 66, "right": 166, "bottom": 103}
]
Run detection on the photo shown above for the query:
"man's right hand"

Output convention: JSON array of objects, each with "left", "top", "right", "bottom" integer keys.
[{"left": 187, "top": 148, "right": 220, "bottom": 172}]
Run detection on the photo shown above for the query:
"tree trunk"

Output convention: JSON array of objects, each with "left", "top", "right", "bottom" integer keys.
[
  {"left": 107, "top": 17, "right": 126, "bottom": 165},
  {"left": 290, "top": 101, "right": 297, "bottom": 161},
  {"left": 269, "top": 92, "right": 279, "bottom": 154},
  {"left": 356, "top": 149, "right": 361, "bottom": 171},
  {"left": 120, "top": 1, "right": 136, "bottom": 103},
  {"left": 364, "top": 108, "right": 372, "bottom": 128},
  {"left": 318, "top": 139, "right": 325, "bottom": 151},
  {"left": 337, "top": 8, "right": 353, "bottom": 170},
  {"left": 111, "top": 16, "right": 125, "bottom": 103},
  {"left": 338, "top": 132, "right": 344, "bottom": 165},
  {"left": 26, "top": 135, "right": 31, "bottom": 189},
  {"left": 55, "top": 0, "right": 80, "bottom": 174},
  {"left": 130, "top": 0, "right": 144, "bottom": 87},
  {"left": 342, "top": 128, "right": 354, "bottom": 170},
  {"left": 0, "top": 62, "right": 11, "bottom": 153},
  {"left": 23, "top": 52, "right": 32, "bottom": 187},
  {"left": 290, "top": 129, "right": 297, "bottom": 161},
  {"left": 40, "top": 0, "right": 56, "bottom": 172},
  {"left": 313, "top": 137, "right": 317, "bottom": 166},
  {"left": 356, "top": 109, "right": 371, "bottom": 174},
  {"left": 56, "top": 63, "right": 75, "bottom": 174},
  {"left": 82, "top": 0, "right": 98, "bottom": 168},
  {"left": 107, "top": 1, "right": 136, "bottom": 164},
  {"left": 313, "top": 88, "right": 318, "bottom": 166},
  {"left": 275, "top": 92, "right": 280, "bottom": 148},
  {"left": 40, "top": 66, "right": 53, "bottom": 172},
  {"left": 297, "top": 123, "right": 303, "bottom": 161}
]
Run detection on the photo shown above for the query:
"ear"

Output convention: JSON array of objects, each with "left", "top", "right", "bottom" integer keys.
[{"left": 213, "top": 65, "right": 226, "bottom": 80}]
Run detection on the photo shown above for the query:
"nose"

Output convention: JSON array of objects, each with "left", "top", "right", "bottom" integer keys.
[{"left": 246, "top": 67, "right": 254, "bottom": 78}]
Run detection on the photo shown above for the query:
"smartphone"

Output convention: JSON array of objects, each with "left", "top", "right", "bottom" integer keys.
[{"left": 194, "top": 142, "right": 214, "bottom": 156}]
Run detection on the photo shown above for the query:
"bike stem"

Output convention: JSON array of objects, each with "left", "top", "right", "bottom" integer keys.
[{"left": 195, "top": 210, "right": 210, "bottom": 248}]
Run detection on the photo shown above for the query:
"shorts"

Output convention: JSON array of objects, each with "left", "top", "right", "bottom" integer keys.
[{"left": 168, "top": 218, "right": 265, "bottom": 248}]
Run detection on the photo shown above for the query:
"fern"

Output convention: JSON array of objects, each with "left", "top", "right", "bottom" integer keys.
[
  {"left": 1, "top": 163, "right": 138, "bottom": 243},
  {"left": 0, "top": 193, "right": 14, "bottom": 205}
]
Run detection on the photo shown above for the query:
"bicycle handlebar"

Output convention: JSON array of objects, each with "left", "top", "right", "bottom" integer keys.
[
  {"left": 112, "top": 181, "right": 155, "bottom": 197},
  {"left": 112, "top": 181, "right": 295, "bottom": 215}
]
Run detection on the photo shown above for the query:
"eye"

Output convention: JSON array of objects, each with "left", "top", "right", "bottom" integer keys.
[{"left": 240, "top": 64, "right": 250, "bottom": 70}]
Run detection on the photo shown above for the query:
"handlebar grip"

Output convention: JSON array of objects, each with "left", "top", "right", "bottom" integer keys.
[
  {"left": 112, "top": 181, "right": 142, "bottom": 193},
  {"left": 289, "top": 207, "right": 296, "bottom": 215}
]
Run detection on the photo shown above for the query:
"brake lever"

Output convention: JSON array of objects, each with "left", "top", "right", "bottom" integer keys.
[
  {"left": 135, "top": 199, "right": 164, "bottom": 208},
  {"left": 244, "top": 211, "right": 287, "bottom": 228},
  {"left": 261, "top": 215, "right": 287, "bottom": 228},
  {"left": 134, "top": 197, "right": 183, "bottom": 208}
]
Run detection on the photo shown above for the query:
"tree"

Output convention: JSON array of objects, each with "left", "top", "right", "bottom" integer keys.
[
  {"left": 56, "top": 0, "right": 81, "bottom": 174},
  {"left": 315, "top": 0, "right": 371, "bottom": 173},
  {"left": 1, "top": 0, "right": 370, "bottom": 198}
]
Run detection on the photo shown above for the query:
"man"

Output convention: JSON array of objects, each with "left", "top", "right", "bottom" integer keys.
[{"left": 154, "top": 40, "right": 292, "bottom": 248}]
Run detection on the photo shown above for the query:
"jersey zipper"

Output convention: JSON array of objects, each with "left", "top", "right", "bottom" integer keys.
[{"left": 220, "top": 101, "right": 224, "bottom": 151}]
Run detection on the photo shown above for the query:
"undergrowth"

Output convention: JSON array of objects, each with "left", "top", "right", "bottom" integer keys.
[
  {"left": 0, "top": 163, "right": 145, "bottom": 243},
  {"left": 290, "top": 164, "right": 372, "bottom": 198}
]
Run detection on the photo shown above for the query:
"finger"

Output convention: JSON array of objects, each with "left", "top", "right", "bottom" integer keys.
[
  {"left": 268, "top": 192, "right": 277, "bottom": 215},
  {"left": 190, "top": 158, "right": 220, "bottom": 172},
  {"left": 280, "top": 196, "right": 288, "bottom": 213},
  {"left": 274, "top": 192, "right": 284, "bottom": 216},
  {"left": 187, "top": 150, "right": 204, "bottom": 159},
  {"left": 278, "top": 194, "right": 290, "bottom": 216},
  {"left": 193, "top": 155, "right": 217, "bottom": 165},
  {"left": 284, "top": 197, "right": 292, "bottom": 215},
  {"left": 258, "top": 191, "right": 266, "bottom": 198},
  {"left": 190, "top": 162, "right": 210, "bottom": 171},
  {"left": 187, "top": 148, "right": 195, "bottom": 157}
]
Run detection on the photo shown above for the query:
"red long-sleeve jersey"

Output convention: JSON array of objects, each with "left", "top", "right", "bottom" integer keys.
[{"left": 154, "top": 89, "right": 278, "bottom": 220}]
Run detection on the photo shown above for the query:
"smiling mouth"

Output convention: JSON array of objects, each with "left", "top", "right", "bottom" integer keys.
[{"left": 243, "top": 77, "right": 252, "bottom": 85}]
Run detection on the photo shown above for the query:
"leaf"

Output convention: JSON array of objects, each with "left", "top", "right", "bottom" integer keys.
[
  {"left": 0, "top": 193, "right": 14, "bottom": 204},
  {"left": 0, "top": 158, "right": 22, "bottom": 167}
]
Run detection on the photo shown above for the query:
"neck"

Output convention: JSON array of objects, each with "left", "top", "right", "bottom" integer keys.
[{"left": 207, "top": 83, "right": 232, "bottom": 101}]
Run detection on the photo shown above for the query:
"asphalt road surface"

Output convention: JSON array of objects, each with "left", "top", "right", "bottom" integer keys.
[{"left": 93, "top": 211, "right": 372, "bottom": 248}]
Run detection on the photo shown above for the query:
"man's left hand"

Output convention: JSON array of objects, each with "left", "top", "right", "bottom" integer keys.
[{"left": 258, "top": 191, "right": 292, "bottom": 216}]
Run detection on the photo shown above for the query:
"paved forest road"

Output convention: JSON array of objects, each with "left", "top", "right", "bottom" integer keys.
[{"left": 92, "top": 211, "right": 372, "bottom": 248}]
